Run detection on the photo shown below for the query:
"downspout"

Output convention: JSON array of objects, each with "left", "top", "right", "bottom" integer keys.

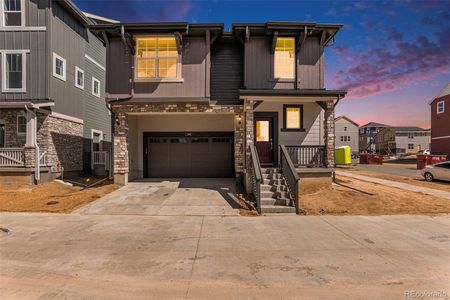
[{"left": 25, "top": 106, "right": 40, "bottom": 182}]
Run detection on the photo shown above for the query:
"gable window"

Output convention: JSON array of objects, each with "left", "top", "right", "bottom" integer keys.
[
  {"left": 437, "top": 101, "right": 445, "bottom": 114},
  {"left": 92, "top": 77, "right": 100, "bottom": 97},
  {"left": 274, "top": 37, "right": 295, "bottom": 79},
  {"left": 282, "top": 104, "right": 304, "bottom": 131},
  {"left": 17, "top": 115, "right": 26, "bottom": 134},
  {"left": 135, "top": 36, "right": 179, "bottom": 80},
  {"left": 2, "top": 51, "right": 26, "bottom": 92},
  {"left": 75, "top": 67, "right": 84, "bottom": 89},
  {"left": 53, "top": 53, "right": 66, "bottom": 81},
  {"left": 2, "top": 0, "right": 24, "bottom": 27}
]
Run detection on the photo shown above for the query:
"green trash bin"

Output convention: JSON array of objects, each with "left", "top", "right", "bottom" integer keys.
[{"left": 335, "top": 146, "right": 352, "bottom": 165}]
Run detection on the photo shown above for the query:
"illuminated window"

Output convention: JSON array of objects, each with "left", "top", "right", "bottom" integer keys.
[
  {"left": 135, "top": 37, "right": 178, "bottom": 79},
  {"left": 283, "top": 105, "right": 303, "bottom": 130},
  {"left": 256, "top": 121, "right": 270, "bottom": 142},
  {"left": 274, "top": 37, "right": 295, "bottom": 79}
]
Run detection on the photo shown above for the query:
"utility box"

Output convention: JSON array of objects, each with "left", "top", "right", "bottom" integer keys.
[{"left": 335, "top": 146, "right": 352, "bottom": 165}]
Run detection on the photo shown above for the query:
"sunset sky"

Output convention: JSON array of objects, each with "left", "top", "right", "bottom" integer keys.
[{"left": 74, "top": 0, "right": 450, "bottom": 128}]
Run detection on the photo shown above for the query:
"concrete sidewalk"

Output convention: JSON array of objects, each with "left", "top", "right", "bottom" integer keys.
[
  {"left": 337, "top": 171, "right": 450, "bottom": 200},
  {"left": 1, "top": 213, "right": 450, "bottom": 299}
]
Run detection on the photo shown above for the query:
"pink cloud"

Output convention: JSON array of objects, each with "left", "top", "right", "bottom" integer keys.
[{"left": 332, "top": 26, "right": 450, "bottom": 99}]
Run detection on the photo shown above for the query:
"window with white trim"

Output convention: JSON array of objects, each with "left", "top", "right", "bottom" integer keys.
[
  {"left": 17, "top": 115, "right": 26, "bottom": 134},
  {"left": 437, "top": 101, "right": 445, "bottom": 114},
  {"left": 2, "top": 51, "right": 26, "bottom": 92},
  {"left": 92, "top": 77, "right": 100, "bottom": 97},
  {"left": 75, "top": 66, "right": 84, "bottom": 89},
  {"left": 2, "top": 0, "right": 24, "bottom": 27},
  {"left": 135, "top": 36, "right": 179, "bottom": 79},
  {"left": 53, "top": 53, "right": 66, "bottom": 81}
]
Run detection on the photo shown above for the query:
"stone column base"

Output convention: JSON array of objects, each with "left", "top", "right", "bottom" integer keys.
[
  {"left": 114, "top": 173, "right": 128, "bottom": 185},
  {"left": 23, "top": 146, "right": 36, "bottom": 168}
]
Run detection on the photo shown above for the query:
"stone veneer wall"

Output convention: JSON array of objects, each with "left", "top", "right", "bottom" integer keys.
[
  {"left": 323, "top": 101, "right": 335, "bottom": 167},
  {"left": 37, "top": 113, "right": 84, "bottom": 172},
  {"left": 0, "top": 109, "right": 26, "bottom": 147},
  {"left": 112, "top": 103, "right": 244, "bottom": 184}
]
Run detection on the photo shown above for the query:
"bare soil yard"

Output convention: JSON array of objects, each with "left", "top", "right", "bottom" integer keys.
[
  {"left": 0, "top": 180, "right": 119, "bottom": 213},
  {"left": 299, "top": 175, "right": 450, "bottom": 215},
  {"left": 344, "top": 167, "right": 450, "bottom": 192}
]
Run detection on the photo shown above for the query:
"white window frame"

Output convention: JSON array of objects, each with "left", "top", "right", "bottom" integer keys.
[
  {"left": 16, "top": 114, "right": 26, "bottom": 135},
  {"left": 52, "top": 52, "right": 66, "bottom": 81},
  {"left": 0, "top": 0, "right": 25, "bottom": 28},
  {"left": 1, "top": 50, "right": 28, "bottom": 93},
  {"left": 74, "top": 66, "right": 84, "bottom": 90},
  {"left": 92, "top": 77, "right": 100, "bottom": 97},
  {"left": 91, "top": 129, "right": 103, "bottom": 151},
  {"left": 437, "top": 101, "right": 445, "bottom": 114}
]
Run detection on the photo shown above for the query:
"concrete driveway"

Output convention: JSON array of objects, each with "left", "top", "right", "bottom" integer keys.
[
  {"left": 77, "top": 178, "right": 240, "bottom": 216},
  {"left": 0, "top": 213, "right": 449, "bottom": 299}
]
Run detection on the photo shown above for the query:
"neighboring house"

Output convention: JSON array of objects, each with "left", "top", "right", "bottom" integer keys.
[
  {"left": 374, "top": 127, "right": 431, "bottom": 155},
  {"left": 335, "top": 116, "right": 359, "bottom": 154},
  {"left": 359, "top": 122, "right": 390, "bottom": 153},
  {"left": 90, "top": 21, "right": 346, "bottom": 213},
  {"left": 0, "top": 0, "right": 113, "bottom": 183},
  {"left": 429, "top": 83, "right": 450, "bottom": 158}
]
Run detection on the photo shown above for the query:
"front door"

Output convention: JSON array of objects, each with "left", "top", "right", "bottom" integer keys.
[{"left": 254, "top": 113, "right": 277, "bottom": 164}]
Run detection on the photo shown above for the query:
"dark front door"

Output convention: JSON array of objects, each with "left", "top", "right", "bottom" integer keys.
[{"left": 254, "top": 113, "right": 277, "bottom": 164}]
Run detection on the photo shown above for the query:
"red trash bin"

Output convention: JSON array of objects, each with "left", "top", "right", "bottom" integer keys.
[
  {"left": 417, "top": 155, "right": 447, "bottom": 169},
  {"left": 369, "top": 154, "right": 383, "bottom": 165},
  {"left": 360, "top": 154, "right": 368, "bottom": 164}
]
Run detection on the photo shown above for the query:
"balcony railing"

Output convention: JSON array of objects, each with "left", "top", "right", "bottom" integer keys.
[
  {"left": 285, "top": 145, "right": 326, "bottom": 167},
  {"left": 0, "top": 148, "right": 25, "bottom": 167},
  {"left": 92, "top": 151, "right": 110, "bottom": 170}
]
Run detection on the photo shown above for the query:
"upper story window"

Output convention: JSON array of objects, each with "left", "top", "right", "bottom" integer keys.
[
  {"left": 437, "top": 101, "right": 445, "bottom": 114},
  {"left": 135, "top": 36, "right": 179, "bottom": 80},
  {"left": 75, "top": 67, "right": 84, "bottom": 89},
  {"left": 344, "top": 126, "right": 347, "bottom": 131},
  {"left": 53, "top": 53, "right": 66, "bottom": 81},
  {"left": 274, "top": 37, "right": 295, "bottom": 79},
  {"left": 92, "top": 77, "right": 100, "bottom": 97},
  {"left": 2, "top": 0, "right": 24, "bottom": 27},
  {"left": 2, "top": 51, "right": 26, "bottom": 92}
]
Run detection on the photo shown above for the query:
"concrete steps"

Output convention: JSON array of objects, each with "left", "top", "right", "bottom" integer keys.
[{"left": 259, "top": 168, "right": 296, "bottom": 214}]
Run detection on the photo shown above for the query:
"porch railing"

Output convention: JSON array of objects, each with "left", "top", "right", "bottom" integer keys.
[
  {"left": 92, "top": 151, "right": 110, "bottom": 170},
  {"left": 39, "top": 150, "right": 47, "bottom": 166},
  {"left": 280, "top": 145, "right": 300, "bottom": 212},
  {"left": 249, "top": 144, "right": 262, "bottom": 214},
  {"left": 0, "top": 148, "right": 24, "bottom": 167},
  {"left": 285, "top": 145, "right": 326, "bottom": 167}
]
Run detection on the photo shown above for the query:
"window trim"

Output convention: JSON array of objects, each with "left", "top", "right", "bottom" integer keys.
[
  {"left": 437, "top": 100, "right": 445, "bottom": 114},
  {"left": 1, "top": 49, "right": 28, "bottom": 93},
  {"left": 16, "top": 114, "right": 26, "bottom": 135},
  {"left": 134, "top": 35, "right": 182, "bottom": 82},
  {"left": 92, "top": 77, "right": 100, "bottom": 97},
  {"left": 273, "top": 36, "right": 296, "bottom": 80},
  {"left": 74, "top": 66, "right": 84, "bottom": 90},
  {"left": 1, "top": 0, "right": 25, "bottom": 28},
  {"left": 282, "top": 104, "right": 304, "bottom": 132},
  {"left": 52, "top": 52, "right": 66, "bottom": 81}
]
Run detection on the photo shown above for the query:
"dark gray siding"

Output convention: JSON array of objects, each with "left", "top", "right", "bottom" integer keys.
[
  {"left": 25, "top": 0, "right": 47, "bottom": 27},
  {"left": 244, "top": 36, "right": 324, "bottom": 90},
  {"left": 107, "top": 36, "right": 207, "bottom": 98},
  {"left": 210, "top": 36, "right": 243, "bottom": 103}
]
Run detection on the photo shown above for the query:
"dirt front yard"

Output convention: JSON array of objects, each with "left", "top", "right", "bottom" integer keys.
[
  {"left": 299, "top": 175, "right": 450, "bottom": 216},
  {"left": 0, "top": 180, "right": 120, "bottom": 213}
]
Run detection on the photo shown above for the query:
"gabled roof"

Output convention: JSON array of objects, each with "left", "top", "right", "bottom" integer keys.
[
  {"left": 335, "top": 116, "right": 359, "bottom": 127},
  {"left": 360, "top": 122, "right": 390, "bottom": 128},
  {"left": 83, "top": 12, "right": 119, "bottom": 24},
  {"left": 58, "top": 0, "right": 94, "bottom": 26},
  {"left": 429, "top": 83, "right": 450, "bottom": 105},
  {"left": 390, "top": 126, "right": 429, "bottom": 132}
]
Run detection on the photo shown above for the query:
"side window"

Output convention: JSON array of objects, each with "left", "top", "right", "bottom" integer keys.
[
  {"left": 437, "top": 101, "right": 445, "bottom": 114},
  {"left": 92, "top": 77, "right": 100, "bottom": 97},
  {"left": 53, "top": 53, "right": 66, "bottom": 81},
  {"left": 2, "top": 0, "right": 24, "bottom": 27},
  {"left": 274, "top": 37, "right": 295, "bottom": 79},
  {"left": 2, "top": 52, "right": 26, "bottom": 92},
  {"left": 75, "top": 67, "right": 84, "bottom": 89},
  {"left": 17, "top": 115, "right": 26, "bottom": 134}
]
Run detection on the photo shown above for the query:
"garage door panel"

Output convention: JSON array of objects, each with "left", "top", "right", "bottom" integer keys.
[{"left": 146, "top": 133, "right": 233, "bottom": 178}]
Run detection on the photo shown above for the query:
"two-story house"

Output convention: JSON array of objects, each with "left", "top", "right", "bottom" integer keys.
[
  {"left": 429, "top": 83, "right": 450, "bottom": 158},
  {"left": 359, "top": 122, "right": 390, "bottom": 153},
  {"left": 90, "top": 21, "right": 346, "bottom": 213},
  {"left": 374, "top": 126, "right": 431, "bottom": 155},
  {"left": 335, "top": 115, "right": 359, "bottom": 154},
  {"left": 0, "top": 0, "right": 113, "bottom": 183}
]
